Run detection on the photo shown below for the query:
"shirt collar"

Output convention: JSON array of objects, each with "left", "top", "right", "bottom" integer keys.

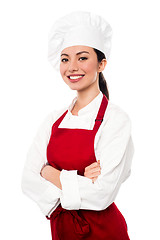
[{"left": 68, "top": 91, "right": 103, "bottom": 117}]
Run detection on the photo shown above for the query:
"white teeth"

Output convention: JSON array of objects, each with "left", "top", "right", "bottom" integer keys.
[{"left": 69, "top": 75, "right": 83, "bottom": 79}]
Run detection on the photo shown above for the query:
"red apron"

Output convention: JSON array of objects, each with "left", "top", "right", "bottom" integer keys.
[{"left": 47, "top": 94, "right": 130, "bottom": 240}]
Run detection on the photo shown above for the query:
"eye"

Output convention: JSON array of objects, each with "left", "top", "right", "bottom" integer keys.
[
  {"left": 79, "top": 57, "right": 88, "bottom": 61},
  {"left": 61, "top": 58, "right": 68, "bottom": 62}
]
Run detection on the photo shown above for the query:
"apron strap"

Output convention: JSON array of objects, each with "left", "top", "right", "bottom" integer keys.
[
  {"left": 93, "top": 94, "right": 108, "bottom": 132},
  {"left": 53, "top": 109, "right": 68, "bottom": 128}
]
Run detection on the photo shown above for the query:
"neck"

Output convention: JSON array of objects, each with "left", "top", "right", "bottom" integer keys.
[{"left": 75, "top": 87, "right": 100, "bottom": 110}]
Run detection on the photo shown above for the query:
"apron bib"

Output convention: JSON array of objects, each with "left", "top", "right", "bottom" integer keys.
[{"left": 47, "top": 94, "right": 130, "bottom": 240}]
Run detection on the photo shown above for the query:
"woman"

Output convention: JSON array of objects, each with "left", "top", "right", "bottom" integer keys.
[{"left": 21, "top": 11, "right": 134, "bottom": 239}]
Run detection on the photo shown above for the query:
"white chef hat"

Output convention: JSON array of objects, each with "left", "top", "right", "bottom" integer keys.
[{"left": 48, "top": 11, "right": 112, "bottom": 71}]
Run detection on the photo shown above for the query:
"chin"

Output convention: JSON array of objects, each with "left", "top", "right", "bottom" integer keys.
[
  {"left": 68, "top": 86, "right": 81, "bottom": 91},
  {"left": 70, "top": 85, "right": 91, "bottom": 92}
]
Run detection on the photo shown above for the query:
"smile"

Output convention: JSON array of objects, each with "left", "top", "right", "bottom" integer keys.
[{"left": 68, "top": 75, "right": 84, "bottom": 82}]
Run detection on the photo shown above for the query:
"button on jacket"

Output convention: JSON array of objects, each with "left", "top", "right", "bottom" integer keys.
[{"left": 21, "top": 91, "right": 134, "bottom": 217}]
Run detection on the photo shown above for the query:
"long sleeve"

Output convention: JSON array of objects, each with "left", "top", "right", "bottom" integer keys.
[
  {"left": 21, "top": 110, "right": 64, "bottom": 217},
  {"left": 59, "top": 109, "right": 134, "bottom": 210}
]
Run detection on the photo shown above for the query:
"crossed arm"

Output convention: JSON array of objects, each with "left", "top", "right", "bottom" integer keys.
[
  {"left": 21, "top": 109, "right": 134, "bottom": 216},
  {"left": 40, "top": 160, "right": 101, "bottom": 190}
]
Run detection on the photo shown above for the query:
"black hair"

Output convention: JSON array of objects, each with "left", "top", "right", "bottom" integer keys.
[{"left": 93, "top": 48, "right": 109, "bottom": 100}]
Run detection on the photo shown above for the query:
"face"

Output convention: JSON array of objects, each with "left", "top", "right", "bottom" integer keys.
[{"left": 60, "top": 45, "right": 106, "bottom": 91}]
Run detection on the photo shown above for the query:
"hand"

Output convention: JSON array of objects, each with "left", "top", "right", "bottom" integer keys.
[{"left": 84, "top": 160, "right": 101, "bottom": 183}]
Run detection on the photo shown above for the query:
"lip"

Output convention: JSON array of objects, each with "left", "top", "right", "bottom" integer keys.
[
  {"left": 68, "top": 75, "right": 84, "bottom": 83},
  {"left": 68, "top": 74, "right": 85, "bottom": 77}
]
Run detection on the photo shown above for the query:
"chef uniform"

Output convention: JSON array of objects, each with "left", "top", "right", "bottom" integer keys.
[{"left": 21, "top": 11, "right": 134, "bottom": 239}]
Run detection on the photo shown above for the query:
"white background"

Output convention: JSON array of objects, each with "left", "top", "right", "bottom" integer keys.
[{"left": 0, "top": 0, "right": 160, "bottom": 239}]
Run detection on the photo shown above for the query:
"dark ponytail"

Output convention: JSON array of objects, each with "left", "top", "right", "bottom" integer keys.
[{"left": 93, "top": 48, "right": 109, "bottom": 100}]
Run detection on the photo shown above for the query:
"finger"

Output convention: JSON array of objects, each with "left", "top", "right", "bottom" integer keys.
[
  {"left": 84, "top": 165, "right": 101, "bottom": 176},
  {"left": 85, "top": 164, "right": 96, "bottom": 171},
  {"left": 85, "top": 161, "right": 100, "bottom": 171},
  {"left": 86, "top": 170, "right": 101, "bottom": 179},
  {"left": 90, "top": 161, "right": 100, "bottom": 168},
  {"left": 91, "top": 170, "right": 101, "bottom": 178},
  {"left": 90, "top": 166, "right": 101, "bottom": 174},
  {"left": 92, "top": 177, "right": 98, "bottom": 183}
]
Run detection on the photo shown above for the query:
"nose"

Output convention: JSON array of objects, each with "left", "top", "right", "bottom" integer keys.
[{"left": 68, "top": 59, "right": 79, "bottom": 72}]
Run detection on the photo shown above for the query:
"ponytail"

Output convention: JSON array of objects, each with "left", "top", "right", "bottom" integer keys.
[{"left": 93, "top": 48, "right": 109, "bottom": 100}]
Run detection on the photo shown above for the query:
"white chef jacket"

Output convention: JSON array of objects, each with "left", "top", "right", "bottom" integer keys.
[{"left": 21, "top": 91, "right": 134, "bottom": 217}]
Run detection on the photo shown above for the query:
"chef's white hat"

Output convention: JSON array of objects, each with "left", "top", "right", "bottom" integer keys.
[{"left": 48, "top": 11, "right": 112, "bottom": 71}]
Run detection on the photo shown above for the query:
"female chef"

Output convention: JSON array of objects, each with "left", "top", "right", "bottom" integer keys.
[{"left": 21, "top": 11, "right": 134, "bottom": 239}]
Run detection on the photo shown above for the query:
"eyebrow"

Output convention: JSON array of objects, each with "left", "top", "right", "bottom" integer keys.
[{"left": 61, "top": 51, "right": 90, "bottom": 57}]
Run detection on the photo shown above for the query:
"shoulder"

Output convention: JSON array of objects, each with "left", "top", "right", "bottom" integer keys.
[
  {"left": 102, "top": 100, "right": 132, "bottom": 135},
  {"left": 35, "top": 106, "right": 68, "bottom": 138},
  {"left": 46, "top": 107, "right": 68, "bottom": 124},
  {"left": 98, "top": 101, "right": 133, "bottom": 149},
  {"left": 104, "top": 100, "right": 132, "bottom": 125}
]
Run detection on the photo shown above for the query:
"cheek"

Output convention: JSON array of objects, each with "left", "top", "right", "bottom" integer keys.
[
  {"left": 60, "top": 63, "right": 66, "bottom": 76},
  {"left": 82, "top": 60, "right": 98, "bottom": 75}
]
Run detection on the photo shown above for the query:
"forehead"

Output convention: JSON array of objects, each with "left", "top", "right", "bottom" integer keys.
[{"left": 61, "top": 45, "right": 94, "bottom": 55}]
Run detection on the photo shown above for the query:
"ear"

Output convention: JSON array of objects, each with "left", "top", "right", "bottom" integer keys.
[{"left": 98, "top": 59, "right": 107, "bottom": 72}]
